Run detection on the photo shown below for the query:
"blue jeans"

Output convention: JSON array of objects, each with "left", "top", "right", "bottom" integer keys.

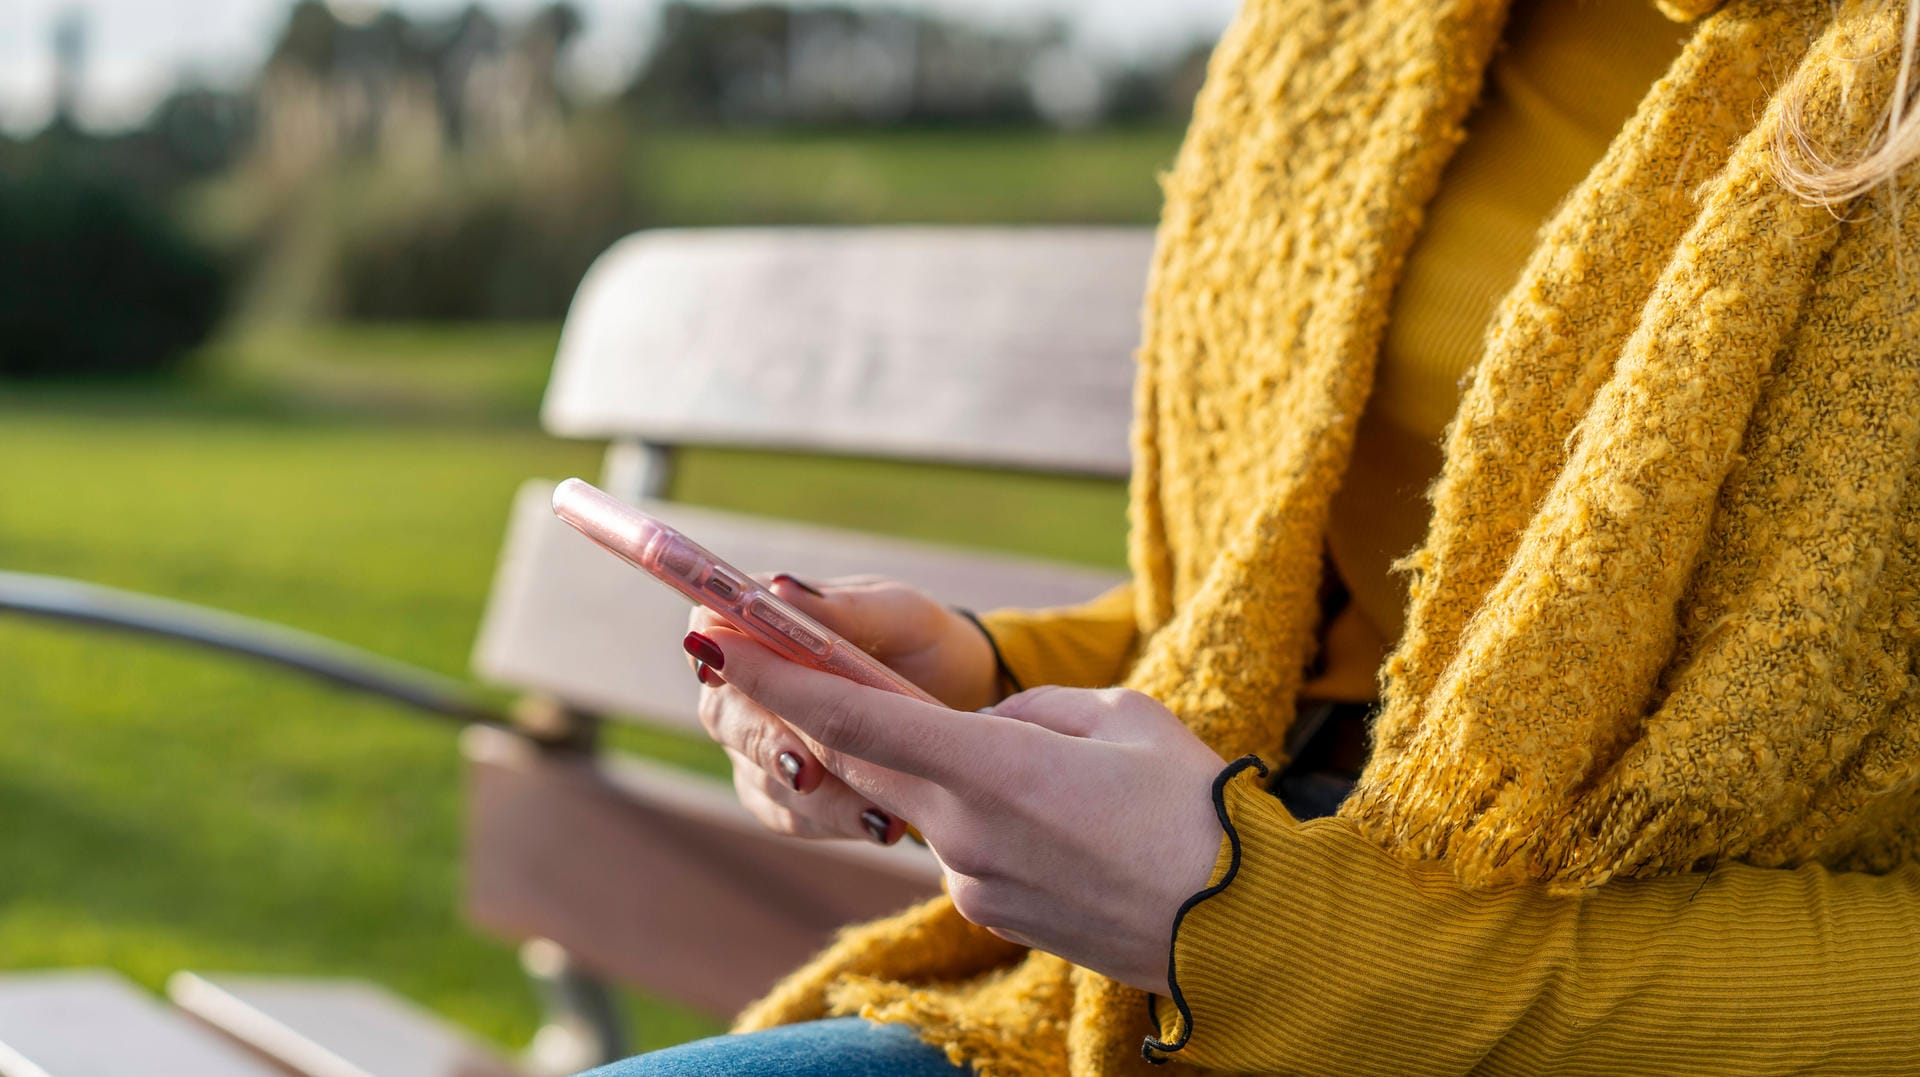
[{"left": 577, "top": 1016, "right": 965, "bottom": 1076}]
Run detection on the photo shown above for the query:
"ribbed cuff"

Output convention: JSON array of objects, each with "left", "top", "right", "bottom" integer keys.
[{"left": 1142, "top": 754, "right": 1274, "bottom": 1064}]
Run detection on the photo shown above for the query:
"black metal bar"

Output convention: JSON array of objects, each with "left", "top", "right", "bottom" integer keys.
[{"left": 0, "top": 570, "right": 510, "bottom": 727}]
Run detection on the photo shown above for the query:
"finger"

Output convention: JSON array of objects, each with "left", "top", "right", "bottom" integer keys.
[
  {"left": 732, "top": 767, "right": 830, "bottom": 838},
  {"left": 686, "top": 606, "right": 732, "bottom": 674},
  {"left": 763, "top": 575, "right": 929, "bottom": 657},
  {"left": 696, "top": 626, "right": 992, "bottom": 787},
  {"left": 692, "top": 650, "right": 915, "bottom": 814},
  {"left": 766, "top": 572, "right": 890, "bottom": 592},
  {"left": 693, "top": 625, "right": 984, "bottom": 836},
  {"left": 726, "top": 748, "right": 892, "bottom": 841},
  {"left": 757, "top": 572, "right": 891, "bottom": 606},
  {"left": 697, "top": 675, "right": 830, "bottom": 794}
]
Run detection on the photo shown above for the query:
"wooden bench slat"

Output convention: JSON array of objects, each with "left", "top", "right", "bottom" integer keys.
[
  {"left": 542, "top": 227, "right": 1150, "bottom": 477},
  {"left": 168, "top": 973, "right": 522, "bottom": 1077},
  {"left": 461, "top": 726, "right": 942, "bottom": 1018},
  {"left": 0, "top": 970, "right": 279, "bottom": 1077},
  {"left": 472, "top": 479, "right": 1126, "bottom": 729}
]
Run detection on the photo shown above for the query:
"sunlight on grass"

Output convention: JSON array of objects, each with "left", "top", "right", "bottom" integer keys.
[{"left": 201, "top": 322, "right": 564, "bottom": 422}]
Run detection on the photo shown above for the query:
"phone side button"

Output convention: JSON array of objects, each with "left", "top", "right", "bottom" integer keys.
[
  {"left": 744, "top": 596, "right": 832, "bottom": 658},
  {"left": 704, "top": 570, "right": 742, "bottom": 600}
]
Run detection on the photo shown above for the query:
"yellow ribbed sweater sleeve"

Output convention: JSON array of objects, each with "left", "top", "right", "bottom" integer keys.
[
  {"left": 976, "top": 584, "right": 1138, "bottom": 691},
  {"left": 1151, "top": 760, "right": 1920, "bottom": 1075}
]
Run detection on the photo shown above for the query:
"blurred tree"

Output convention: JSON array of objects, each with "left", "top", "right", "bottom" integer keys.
[
  {"left": 0, "top": 165, "right": 226, "bottom": 379},
  {"left": 254, "top": 0, "right": 566, "bottom": 163},
  {"left": 146, "top": 86, "right": 258, "bottom": 178},
  {"left": 326, "top": 120, "right": 640, "bottom": 320},
  {"left": 49, "top": 8, "right": 87, "bottom": 136},
  {"left": 626, "top": 3, "right": 1210, "bottom": 130},
  {"left": 201, "top": 0, "right": 615, "bottom": 322},
  {"left": 270, "top": 0, "right": 343, "bottom": 74},
  {"left": 627, "top": 3, "right": 1056, "bottom": 127},
  {"left": 524, "top": 2, "right": 585, "bottom": 56},
  {"left": 1103, "top": 41, "right": 1213, "bottom": 126}
]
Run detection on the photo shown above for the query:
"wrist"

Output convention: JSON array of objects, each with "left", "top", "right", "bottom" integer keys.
[{"left": 952, "top": 607, "right": 1023, "bottom": 708}]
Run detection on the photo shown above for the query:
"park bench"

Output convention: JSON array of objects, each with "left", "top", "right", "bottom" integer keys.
[{"left": 0, "top": 225, "right": 1150, "bottom": 1073}]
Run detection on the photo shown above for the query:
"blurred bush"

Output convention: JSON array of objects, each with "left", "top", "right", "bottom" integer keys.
[
  {"left": 185, "top": 1, "right": 639, "bottom": 323},
  {"left": 328, "top": 125, "right": 641, "bottom": 321},
  {"left": 196, "top": 118, "right": 643, "bottom": 322},
  {"left": 0, "top": 164, "right": 226, "bottom": 379}
]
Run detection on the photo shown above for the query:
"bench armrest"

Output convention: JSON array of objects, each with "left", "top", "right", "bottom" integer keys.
[{"left": 0, "top": 570, "right": 508, "bottom": 727}]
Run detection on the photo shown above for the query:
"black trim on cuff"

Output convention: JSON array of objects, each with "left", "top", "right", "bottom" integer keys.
[
  {"left": 953, "top": 606, "right": 1025, "bottom": 698},
  {"left": 1142, "top": 753, "right": 1272, "bottom": 1065}
]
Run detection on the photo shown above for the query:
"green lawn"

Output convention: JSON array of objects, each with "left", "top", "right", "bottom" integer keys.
[
  {"left": 636, "top": 127, "right": 1181, "bottom": 226},
  {"left": 0, "top": 322, "right": 1125, "bottom": 1051}
]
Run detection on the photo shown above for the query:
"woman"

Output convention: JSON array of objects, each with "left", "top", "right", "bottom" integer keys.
[{"left": 590, "top": 0, "right": 1920, "bottom": 1071}]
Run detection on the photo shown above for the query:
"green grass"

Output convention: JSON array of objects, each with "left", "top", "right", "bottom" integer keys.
[
  {"left": 202, "top": 323, "right": 567, "bottom": 421},
  {"left": 636, "top": 127, "right": 1180, "bottom": 225},
  {"left": 0, "top": 319, "right": 1125, "bottom": 1051},
  {"left": 0, "top": 371, "right": 667, "bottom": 1047}
]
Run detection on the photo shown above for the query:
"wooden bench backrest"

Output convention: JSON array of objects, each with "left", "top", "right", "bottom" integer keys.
[{"left": 540, "top": 226, "right": 1150, "bottom": 474}]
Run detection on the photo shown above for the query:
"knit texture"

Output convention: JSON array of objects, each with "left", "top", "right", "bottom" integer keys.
[
  {"left": 1331, "top": 0, "right": 1686, "bottom": 645},
  {"left": 735, "top": 0, "right": 1920, "bottom": 1072},
  {"left": 1350, "top": 0, "right": 1920, "bottom": 886}
]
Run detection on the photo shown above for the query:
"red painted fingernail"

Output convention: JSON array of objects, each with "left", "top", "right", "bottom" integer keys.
[
  {"left": 772, "top": 573, "right": 825, "bottom": 598},
  {"left": 695, "top": 660, "right": 724, "bottom": 687},
  {"left": 777, "top": 751, "right": 804, "bottom": 791},
  {"left": 684, "top": 631, "right": 725, "bottom": 671},
  {"left": 860, "top": 809, "right": 894, "bottom": 844}
]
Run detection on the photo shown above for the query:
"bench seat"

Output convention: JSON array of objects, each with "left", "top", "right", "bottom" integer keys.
[
  {"left": 462, "top": 725, "right": 944, "bottom": 1017},
  {"left": 0, "top": 970, "right": 277, "bottom": 1077},
  {"left": 168, "top": 972, "right": 523, "bottom": 1077}
]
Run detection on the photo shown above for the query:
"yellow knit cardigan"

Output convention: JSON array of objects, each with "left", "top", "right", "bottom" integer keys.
[{"left": 736, "top": 0, "right": 1920, "bottom": 1071}]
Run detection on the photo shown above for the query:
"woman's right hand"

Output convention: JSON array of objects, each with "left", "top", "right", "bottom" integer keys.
[{"left": 685, "top": 574, "right": 1000, "bottom": 844}]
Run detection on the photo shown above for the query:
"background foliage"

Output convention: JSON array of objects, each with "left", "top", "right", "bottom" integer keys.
[{"left": 0, "top": 162, "right": 225, "bottom": 378}]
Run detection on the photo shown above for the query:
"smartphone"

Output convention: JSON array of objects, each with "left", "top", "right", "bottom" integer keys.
[{"left": 551, "top": 478, "right": 939, "bottom": 705}]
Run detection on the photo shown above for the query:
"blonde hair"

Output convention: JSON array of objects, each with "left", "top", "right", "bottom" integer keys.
[{"left": 1774, "top": 0, "right": 1920, "bottom": 204}]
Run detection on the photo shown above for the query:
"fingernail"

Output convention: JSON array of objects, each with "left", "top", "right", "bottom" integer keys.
[
  {"left": 860, "top": 809, "right": 893, "bottom": 845},
  {"left": 777, "top": 751, "right": 804, "bottom": 791},
  {"left": 772, "top": 573, "right": 825, "bottom": 598},
  {"left": 695, "top": 660, "right": 724, "bottom": 687},
  {"left": 683, "top": 631, "right": 725, "bottom": 671}
]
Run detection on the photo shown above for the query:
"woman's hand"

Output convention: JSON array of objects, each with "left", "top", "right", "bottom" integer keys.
[
  {"left": 687, "top": 575, "right": 1000, "bottom": 844},
  {"left": 688, "top": 624, "right": 1229, "bottom": 996}
]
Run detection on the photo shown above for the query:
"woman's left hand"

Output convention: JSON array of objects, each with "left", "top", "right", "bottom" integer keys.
[{"left": 689, "top": 625, "right": 1230, "bottom": 996}]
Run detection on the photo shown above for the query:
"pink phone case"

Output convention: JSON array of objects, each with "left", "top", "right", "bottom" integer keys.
[{"left": 551, "top": 478, "right": 939, "bottom": 705}]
